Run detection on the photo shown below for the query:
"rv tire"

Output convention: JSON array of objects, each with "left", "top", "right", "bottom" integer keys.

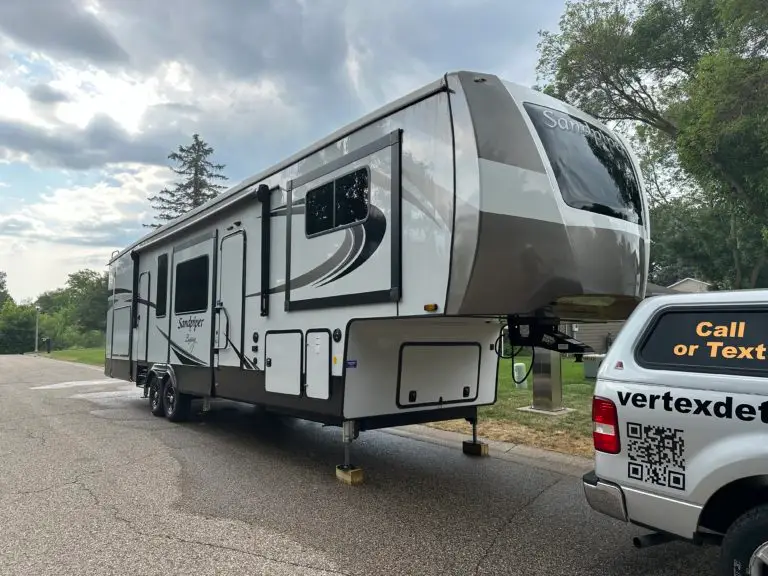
[
  {"left": 148, "top": 375, "right": 164, "bottom": 417},
  {"left": 719, "top": 503, "right": 768, "bottom": 576},
  {"left": 162, "top": 377, "right": 192, "bottom": 422}
]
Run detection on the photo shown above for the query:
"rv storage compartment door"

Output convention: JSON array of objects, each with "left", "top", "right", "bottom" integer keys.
[
  {"left": 265, "top": 331, "right": 302, "bottom": 396},
  {"left": 396, "top": 343, "right": 481, "bottom": 409},
  {"left": 304, "top": 330, "right": 330, "bottom": 400}
]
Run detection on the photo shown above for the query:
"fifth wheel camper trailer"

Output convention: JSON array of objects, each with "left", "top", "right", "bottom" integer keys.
[{"left": 105, "top": 70, "right": 650, "bottom": 479}]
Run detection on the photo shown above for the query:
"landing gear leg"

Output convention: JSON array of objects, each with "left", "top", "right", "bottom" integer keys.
[
  {"left": 336, "top": 420, "right": 364, "bottom": 485},
  {"left": 462, "top": 416, "right": 489, "bottom": 456}
]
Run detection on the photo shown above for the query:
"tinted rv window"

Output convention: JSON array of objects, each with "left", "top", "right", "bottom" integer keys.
[
  {"left": 523, "top": 102, "right": 643, "bottom": 225},
  {"left": 156, "top": 253, "right": 168, "bottom": 317},
  {"left": 637, "top": 307, "right": 768, "bottom": 377},
  {"left": 306, "top": 181, "right": 334, "bottom": 236},
  {"left": 335, "top": 168, "right": 369, "bottom": 227},
  {"left": 174, "top": 255, "right": 209, "bottom": 314},
  {"left": 305, "top": 167, "right": 369, "bottom": 237}
]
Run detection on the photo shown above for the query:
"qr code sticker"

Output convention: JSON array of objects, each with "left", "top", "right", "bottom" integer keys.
[{"left": 626, "top": 422, "right": 686, "bottom": 491}]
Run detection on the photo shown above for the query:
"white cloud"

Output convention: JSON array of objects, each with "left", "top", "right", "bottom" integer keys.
[
  {"left": 0, "top": 0, "right": 568, "bottom": 302},
  {"left": 0, "top": 163, "right": 173, "bottom": 300},
  {"left": 1, "top": 239, "right": 110, "bottom": 302}
]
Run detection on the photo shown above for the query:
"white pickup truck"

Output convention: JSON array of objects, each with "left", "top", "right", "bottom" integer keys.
[{"left": 582, "top": 288, "right": 768, "bottom": 576}]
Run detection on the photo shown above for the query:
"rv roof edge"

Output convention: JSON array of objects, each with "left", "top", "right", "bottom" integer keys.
[{"left": 108, "top": 73, "right": 457, "bottom": 265}]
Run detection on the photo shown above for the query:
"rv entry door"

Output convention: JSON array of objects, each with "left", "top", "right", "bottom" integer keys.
[
  {"left": 214, "top": 230, "right": 247, "bottom": 369},
  {"left": 136, "top": 271, "right": 150, "bottom": 363},
  {"left": 169, "top": 234, "right": 215, "bottom": 387}
]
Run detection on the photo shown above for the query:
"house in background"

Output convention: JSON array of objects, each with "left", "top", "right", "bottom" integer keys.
[
  {"left": 667, "top": 277, "right": 712, "bottom": 293},
  {"left": 570, "top": 278, "right": 711, "bottom": 354}
]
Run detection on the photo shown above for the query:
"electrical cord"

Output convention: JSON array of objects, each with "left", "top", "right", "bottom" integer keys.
[{"left": 494, "top": 330, "right": 535, "bottom": 385}]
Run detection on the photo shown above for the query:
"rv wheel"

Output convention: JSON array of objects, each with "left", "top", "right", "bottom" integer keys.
[
  {"left": 719, "top": 503, "right": 768, "bottom": 576},
  {"left": 162, "top": 377, "right": 191, "bottom": 422},
  {"left": 148, "top": 376, "right": 164, "bottom": 417}
]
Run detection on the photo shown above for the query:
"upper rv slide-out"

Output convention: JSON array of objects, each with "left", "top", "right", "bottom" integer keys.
[{"left": 104, "top": 70, "right": 650, "bottom": 478}]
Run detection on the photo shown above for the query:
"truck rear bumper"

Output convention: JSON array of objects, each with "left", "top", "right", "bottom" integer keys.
[
  {"left": 583, "top": 470, "right": 702, "bottom": 540},
  {"left": 582, "top": 470, "right": 628, "bottom": 522}
]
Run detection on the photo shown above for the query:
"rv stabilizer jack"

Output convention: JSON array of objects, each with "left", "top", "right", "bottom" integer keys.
[
  {"left": 336, "top": 420, "right": 364, "bottom": 486},
  {"left": 462, "top": 416, "right": 488, "bottom": 456}
]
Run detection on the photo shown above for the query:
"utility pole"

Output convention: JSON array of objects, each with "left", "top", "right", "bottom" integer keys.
[{"left": 34, "top": 305, "right": 40, "bottom": 353}]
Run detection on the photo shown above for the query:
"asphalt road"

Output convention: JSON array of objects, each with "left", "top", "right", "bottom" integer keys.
[{"left": 0, "top": 354, "right": 719, "bottom": 575}]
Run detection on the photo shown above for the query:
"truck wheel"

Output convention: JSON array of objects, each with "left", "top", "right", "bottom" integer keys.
[
  {"left": 162, "top": 377, "right": 191, "bottom": 422},
  {"left": 148, "top": 376, "right": 164, "bottom": 417},
  {"left": 720, "top": 504, "right": 768, "bottom": 576}
]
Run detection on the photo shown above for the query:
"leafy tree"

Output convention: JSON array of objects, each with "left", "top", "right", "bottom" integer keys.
[
  {"left": 65, "top": 270, "right": 109, "bottom": 333},
  {"left": 649, "top": 189, "right": 768, "bottom": 289},
  {"left": 0, "top": 271, "right": 11, "bottom": 309},
  {"left": 146, "top": 134, "right": 228, "bottom": 228},
  {"left": 0, "top": 300, "right": 36, "bottom": 354},
  {"left": 674, "top": 50, "right": 768, "bottom": 224},
  {"left": 35, "top": 287, "right": 70, "bottom": 315},
  {"left": 536, "top": 0, "right": 768, "bottom": 286}
]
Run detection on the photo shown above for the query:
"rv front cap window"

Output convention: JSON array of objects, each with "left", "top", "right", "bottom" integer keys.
[
  {"left": 523, "top": 102, "right": 644, "bottom": 226},
  {"left": 306, "top": 167, "right": 369, "bottom": 237},
  {"left": 637, "top": 307, "right": 768, "bottom": 376}
]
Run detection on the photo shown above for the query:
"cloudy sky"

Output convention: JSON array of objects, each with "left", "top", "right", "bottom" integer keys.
[{"left": 0, "top": 0, "right": 564, "bottom": 302}]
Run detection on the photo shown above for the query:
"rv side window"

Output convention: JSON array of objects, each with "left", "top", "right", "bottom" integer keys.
[
  {"left": 306, "top": 181, "right": 334, "bottom": 236},
  {"left": 174, "top": 255, "right": 209, "bottom": 314},
  {"left": 523, "top": 102, "right": 644, "bottom": 226},
  {"left": 305, "top": 167, "right": 369, "bottom": 237},
  {"left": 636, "top": 307, "right": 768, "bottom": 377},
  {"left": 156, "top": 253, "right": 168, "bottom": 317}
]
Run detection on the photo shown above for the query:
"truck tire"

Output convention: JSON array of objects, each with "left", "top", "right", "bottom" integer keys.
[
  {"left": 162, "top": 377, "right": 192, "bottom": 422},
  {"left": 720, "top": 503, "right": 768, "bottom": 576},
  {"left": 148, "top": 375, "right": 164, "bottom": 417}
]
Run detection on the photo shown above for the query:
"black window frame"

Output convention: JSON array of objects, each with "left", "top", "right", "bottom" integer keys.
[
  {"left": 304, "top": 165, "right": 371, "bottom": 239},
  {"left": 522, "top": 101, "right": 645, "bottom": 226},
  {"left": 156, "top": 253, "right": 169, "bottom": 318},
  {"left": 633, "top": 303, "right": 768, "bottom": 378},
  {"left": 173, "top": 254, "right": 210, "bottom": 315}
]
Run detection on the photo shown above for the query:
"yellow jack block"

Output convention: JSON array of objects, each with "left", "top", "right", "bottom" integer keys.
[
  {"left": 335, "top": 465, "right": 364, "bottom": 485},
  {"left": 462, "top": 440, "right": 489, "bottom": 456}
]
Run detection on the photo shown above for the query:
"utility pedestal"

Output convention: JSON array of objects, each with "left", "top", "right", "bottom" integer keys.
[{"left": 518, "top": 348, "right": 572, "bottom": 416}]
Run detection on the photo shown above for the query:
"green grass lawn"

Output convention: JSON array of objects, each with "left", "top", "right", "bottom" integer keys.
[
  {"left": 47, "top": 347, "right": 104, "bottom": 367},
  {"left": 45, "top": 347, "right": 596, "bottom": 456}
]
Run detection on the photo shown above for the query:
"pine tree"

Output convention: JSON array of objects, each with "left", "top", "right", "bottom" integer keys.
[{"left": 146, "top": 134, "right": 228, "bottom": 228}]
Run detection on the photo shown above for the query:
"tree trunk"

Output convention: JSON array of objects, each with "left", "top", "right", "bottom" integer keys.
[
  {"left": 730, "top": 208, "right": 743, "bottom": 289},
  {"left": 749, "top": 251, "right": 767, "bottom": 288}
]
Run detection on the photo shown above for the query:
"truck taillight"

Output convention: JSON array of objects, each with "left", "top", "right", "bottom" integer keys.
[{"left": 592, "top": 396, "right": 620, "bottom": 454}]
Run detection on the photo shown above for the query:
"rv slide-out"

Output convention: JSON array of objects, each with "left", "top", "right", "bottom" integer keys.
[{"left": 105, "top": 70, "right": 650, "bottom": 474}]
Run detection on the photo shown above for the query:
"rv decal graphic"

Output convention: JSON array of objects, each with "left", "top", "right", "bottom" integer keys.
[
  {"left": 178, "top": 316, "right": 205, "bottom": 331},
  {"left": 226, "top": 334, "right": 256, "bottom": 370},
  {"left": 247, "top": 199, "right": 386, "bottom": 297},
  {"left": 317, "top": 204, "right": 387, "bottom": 286},
  {"left": 184, "top": 333, "right": 198, "bottom": 353},
  {"left": 156, "top": 327, "right": 207, "bottom": 367}
]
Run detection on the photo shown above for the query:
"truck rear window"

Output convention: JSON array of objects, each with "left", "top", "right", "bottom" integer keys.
[
  {"left": 523, "top": 102, "right": 644, "bottom": 226},
  {"left": 637, "top": 308, "right": 768, "bottom": 377}
]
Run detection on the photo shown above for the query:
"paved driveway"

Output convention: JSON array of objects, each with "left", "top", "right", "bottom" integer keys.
[{"left": 0, "top": 354, "right": 719, "bottom": 575}]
